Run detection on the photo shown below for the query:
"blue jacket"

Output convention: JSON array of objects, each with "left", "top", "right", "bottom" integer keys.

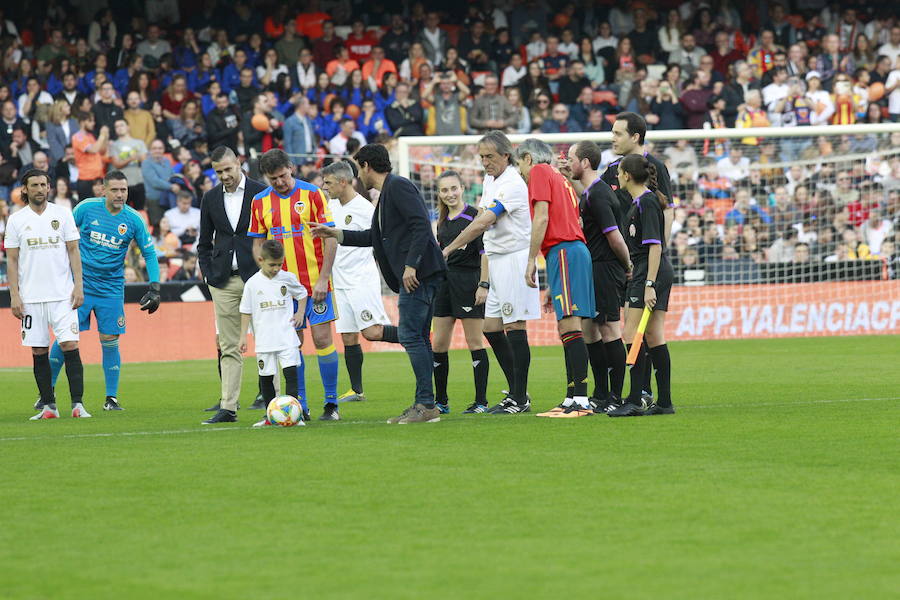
[
  {"left": 189, "top": 68, "right": 218, "bottom": 93},
  {"left": 221, "top": 63, "right": 254, "bottom": 93},
  {"left": 142, "top": 157, "right": 175, "bottom": 204},
  {"left": 356, "top": 111, "right": 391, "bottom": 141},
  {"left": 283, "top": 113, "right": 316, "bottom": 159},
  {"left": 46, "top": 118, "right": 79, "bottom": 164},
  {"left": 314, "top": 115, "right": 341, "bottom": 141}
]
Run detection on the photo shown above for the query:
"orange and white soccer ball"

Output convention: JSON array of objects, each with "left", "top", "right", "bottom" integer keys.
[{"left": 266, "top": 396, "right": 304, "bottom": 427}]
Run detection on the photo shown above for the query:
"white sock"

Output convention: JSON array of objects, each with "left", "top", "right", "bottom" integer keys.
[
  {"left": 562, "top": 397, "right": 574, "bottom": 407},
  {"left": 574, "top": 396, "right": 590, "bottom": 409}
]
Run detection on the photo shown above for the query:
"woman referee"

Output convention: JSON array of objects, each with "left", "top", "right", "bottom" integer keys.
[
  {"left": 432, "top": 171, "right": 491, "bottom": 414},
  {"left": 608, "top": 155, "right": 676, "bottom": 417}
]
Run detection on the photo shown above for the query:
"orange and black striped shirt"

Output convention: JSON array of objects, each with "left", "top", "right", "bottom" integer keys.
[{"left": 248, "top": 180, "right": 335, "bottom": 292}]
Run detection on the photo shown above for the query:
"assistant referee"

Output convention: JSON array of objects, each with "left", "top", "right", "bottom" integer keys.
[
  {"left": 432, "top": 170, "right": 490, "bottom": 414},
  {"left": 608, "top": 154, "right": 675, "bottom": 417}
]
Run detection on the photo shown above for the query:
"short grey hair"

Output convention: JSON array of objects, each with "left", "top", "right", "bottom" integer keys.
[
  {"left": 322, "top": 160, "right": 355, "bottom": 182},
  {"left": 515, "top": 138, "right": 553, "bottom": 165},
  {"left": 478, "top": 130, "right": 515, "bottom": 165}
]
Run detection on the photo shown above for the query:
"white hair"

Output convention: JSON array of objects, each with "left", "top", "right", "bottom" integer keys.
[{"left": 515, "top": 138, "right": 554, "bottom": 165}]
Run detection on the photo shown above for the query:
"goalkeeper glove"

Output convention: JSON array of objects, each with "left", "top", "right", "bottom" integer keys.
[{"left": 140, "top": 282, "right": 161, "bottom": 314}]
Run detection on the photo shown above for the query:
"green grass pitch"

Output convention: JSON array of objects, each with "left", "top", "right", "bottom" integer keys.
[{"left": 1, "top": 336, "right": 898, "bottom": 599}]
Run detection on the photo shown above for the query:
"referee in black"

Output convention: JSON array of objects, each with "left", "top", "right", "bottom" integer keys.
[
  {"left": 565, "top": 141, "right": 632, "bottom": 413},
  {"left": 600, "top": 112, "right": 672, "bottom": 405},
  {"left": 607, "top": 154, "right": 675, "bottom": 417},
  {"left": 431, "top": 170, "right": 490, "bottom": 414}
]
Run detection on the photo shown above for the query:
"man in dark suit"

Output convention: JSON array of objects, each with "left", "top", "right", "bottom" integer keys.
[
  {"left": 311, "top": 144, "right": 447, "bottom": 424},
  {"left": 197, "top": 146, "right": 267, "bottom": 424}
]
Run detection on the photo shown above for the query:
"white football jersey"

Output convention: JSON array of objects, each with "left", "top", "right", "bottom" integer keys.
[
  {"left": 240, "top": 270, "right": 308, "bottom": 353},
  {"left": 329, "top": 195, "right": 381, "bottom": 290},
  {"left": 479, "top": 164, "right": 531, "bottom": 255},
  {"left": 4, "top": 203, "right": 80, "bottom": 303}
]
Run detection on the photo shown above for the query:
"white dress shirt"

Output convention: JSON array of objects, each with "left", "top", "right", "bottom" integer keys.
[{"left": 223, "top": 174, "right": 246, "bottom": 269}]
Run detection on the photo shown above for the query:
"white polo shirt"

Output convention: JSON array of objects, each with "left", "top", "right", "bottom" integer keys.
[{"left": 479, "top": 164, "right": 531, "bottom": 255}]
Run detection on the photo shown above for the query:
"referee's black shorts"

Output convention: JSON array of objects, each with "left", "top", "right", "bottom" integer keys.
[
  {"left": 593, "top": 260, "right": 626, "bottom": 323},
  {"left": 625, "top": 260, "right": 674, "bottom": 312},
  {"left": 433, "top": 269, "right": 485, "bottom": 319}
]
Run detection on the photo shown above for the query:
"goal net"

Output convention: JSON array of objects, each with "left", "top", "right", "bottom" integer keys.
[{"left": 395, "top": 123, "right": 900, "bottom": 347}]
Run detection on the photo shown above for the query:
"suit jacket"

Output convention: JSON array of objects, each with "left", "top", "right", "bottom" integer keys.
[
  {"left": 342, "top": 174, "right": 446, "bottom": 293},
  {"left": 46, "top": 118, "right": 79, "bottom": 164},
  {"left": 416, "top": 28, "right": 449, "bottom": 65},
  {"left": 197, "top": 175, "right": 267, "bottom": 288}
]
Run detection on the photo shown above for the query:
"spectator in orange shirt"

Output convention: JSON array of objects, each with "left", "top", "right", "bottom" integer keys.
[
  {"left": 362, "top": 47, "right": 398, "bottom": 88},
  {"left": 296, "top": 0, "right": 331, "bottom": 40},
  {"left": 345, "top": 20, "right": 379, "bottom": 63},
  {"left": 264, "top": 5, "right": 288, "bottom": 40},
  {"left": 326, "top": 46, "right": 360, "bottom": 87},
  {"left": 71, "top": 111, "right": 109, "bottom": 201}
]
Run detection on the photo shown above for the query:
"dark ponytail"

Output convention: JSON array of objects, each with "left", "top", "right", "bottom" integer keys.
[
  {"left": 619, "top": 154, "right": 668, "bottom": 210},
  {"left": 645, "top": 162, "right": 668, "bottom": 210}
]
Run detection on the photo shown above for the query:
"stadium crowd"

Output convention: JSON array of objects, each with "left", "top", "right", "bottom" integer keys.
[{"left": 0, "top": 0, "right": 899, "bottom": 285}]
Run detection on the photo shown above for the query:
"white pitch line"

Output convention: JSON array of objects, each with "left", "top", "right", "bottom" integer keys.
[
  {"left": 689, "top": 396, "right": 900, "bottom": 409},
  {"left": 0, "top": 396, "right": 897, "bottom": 443}
]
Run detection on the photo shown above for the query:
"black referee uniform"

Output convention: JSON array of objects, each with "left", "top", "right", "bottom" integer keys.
[
  {"left": 581, "top": 177, "right": 626, "bottom": 322},
  {"left": 601, "top": 153, "right": 671, "bottom": 229},
  {"left": 602, "top": 152, "right": 671, "bottom": 399},
  {"left": 435, "top": 205, "right": 485, "bottom": 319},
  {"left": 581, "top": 176, "right": 630, "bottom": 404},
  {"left": 623, "top": 191, "right": 674, "bottom": 311},
  {"left": 617, "top": 189, "right": 676, "bottom": 415}
]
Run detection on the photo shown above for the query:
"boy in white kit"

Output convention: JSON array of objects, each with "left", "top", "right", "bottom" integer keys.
[
  {"left": 6, "top": 169, "right": 88, "bottom": 420},
  {"left": 239, "top": 240, "right": 308, "bottom": 427}
]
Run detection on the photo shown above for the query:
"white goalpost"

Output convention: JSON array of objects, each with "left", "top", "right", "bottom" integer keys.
[{"left": 393, "top": 123, "right": 900, "bottom": 345}]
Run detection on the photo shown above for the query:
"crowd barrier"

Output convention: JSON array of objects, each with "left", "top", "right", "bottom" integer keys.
[{"left": 1, "top": 280, "right": 898, "bottom": 368}]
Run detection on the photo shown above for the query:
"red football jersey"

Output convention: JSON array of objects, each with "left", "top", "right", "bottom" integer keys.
[{"left": 527, "top": 163, "right": 586, "bottom": 256}]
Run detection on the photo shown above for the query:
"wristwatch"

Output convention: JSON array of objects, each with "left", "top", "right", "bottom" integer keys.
[
  {"left": 645, "top": 280, "right": 655, "bottom": 288},
  {"left": 478, "top": 281, "right": 490, "bottom": 289}
]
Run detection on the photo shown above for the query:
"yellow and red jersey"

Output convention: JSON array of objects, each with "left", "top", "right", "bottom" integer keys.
[
  {"left": 831, "top": 94, "right": 857, "bottom": 125},
  {"left": 249, "top": 180, "right": 335, "bottom": 293}
]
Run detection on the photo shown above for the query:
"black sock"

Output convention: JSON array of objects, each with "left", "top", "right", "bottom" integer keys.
[
  {"left": 641, "top": 343, "right": 653, "bottom": 396},
  {"left": 380, "top": 325, "right": 399, "bottom": 343},
  {"left": 63, "top": 349, "right": 84, "bottom": 406},
  {"left": 625, "top": 343, "right": 647, "bottom": 404},
  {"left": 563, "top": 336, "right": 573, "bottom": 399},
  {"left": 649, "top": 344, "right": 672, "bottom": 407},
  {"left": 561, "top": 331, "right": 588, "bottom": 399},
  {"left": 506, "top": 329, "right": 531, "bottom": 403},
  {"left": 282, "top": 366, "right": 298, "bottom": 402},
  {"left": 604, "top": 339, "right": 627, "bottom": 398},
  {"left": 483, "top": 330, "right": 515, "bottom": 392},
  {"left": 587, "top": 341, "right": 609, "bottom": 399},
  {"left": 260, "top": 375, "right": 276, "bottom": 402},
  {"left": 344, "top": 344, "right": 364, "bottom": 393},
  {"left": 33, "top": 353, "right": 53, "bottom": 405},
  {"left": 433, "top": 351, "right": 449, "bottom": 403},
  {"left": 471, "top": 349, "right": 489, "bottom": 405}
]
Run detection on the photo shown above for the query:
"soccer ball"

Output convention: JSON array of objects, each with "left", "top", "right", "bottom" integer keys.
[{"left": 266, "top": 396, "right": 303, "bottom": 427}]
